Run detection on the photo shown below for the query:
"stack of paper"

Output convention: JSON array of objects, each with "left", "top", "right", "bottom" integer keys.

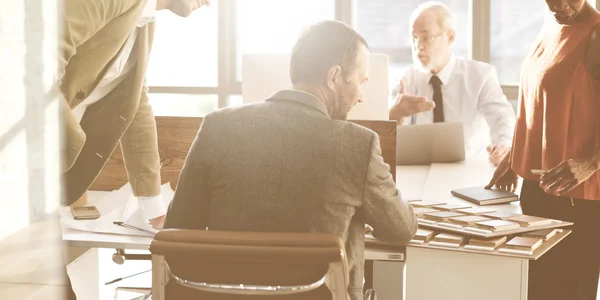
[{"left": 60, "top": 183, "right": 175, "bottom": 237}]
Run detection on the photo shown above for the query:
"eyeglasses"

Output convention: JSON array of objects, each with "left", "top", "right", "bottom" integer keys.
[{"left": 409, "top": 31, "right": 447, "bottom": 46}]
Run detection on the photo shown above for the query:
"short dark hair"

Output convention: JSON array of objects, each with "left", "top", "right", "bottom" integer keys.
[{"left": 290, "top": 20, "right": 369, "bottom": 85}]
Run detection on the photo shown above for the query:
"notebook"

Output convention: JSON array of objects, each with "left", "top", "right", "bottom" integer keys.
[
  {"left": 451, "top": 186, "right": 518, "bottom": 206},
  {"left": 507, "top": 215, "right": 554, "bottom": 227},
  {"left": 449, "top": 215, "right": 491, "bottom": 226},
  {"left": 457, "top": 207, "right": 497, "bottom": 215},
  {"left": 522, "top": 229, "right": 559, "bottom": 241},
  {"left": 468, "top": 236, "right": 507, "bottom": 248},
  {"left": 482, "top": 211, "right": 522, "bottom": 220},
  {"left": 434, "top": 203, "right": 472, "bottom": 212},
  {"left": 475, "top": 220, "right": 521, "bottom": 231},
  {"left": 423, "top": 211, "right": 465, "bottom": 222},
  {"left": 505, "top": 236, "right": 543, "bottom": 251}
]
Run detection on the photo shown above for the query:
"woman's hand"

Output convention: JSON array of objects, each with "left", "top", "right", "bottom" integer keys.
[
  {"left": 486, "top": 151, "right": 519, "bottom": 193},
  {"left": 540, "top": 157, "right": 600, "bottom": 195}
]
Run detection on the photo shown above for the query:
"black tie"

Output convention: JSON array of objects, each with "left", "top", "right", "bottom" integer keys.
[{"left": 429, "top": 75, "right": 444, "bottom": 123}]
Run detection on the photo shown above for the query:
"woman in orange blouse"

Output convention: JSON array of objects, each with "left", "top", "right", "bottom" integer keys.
[{"left": 487, "top": 0, "right": 600, "bottom": 299}]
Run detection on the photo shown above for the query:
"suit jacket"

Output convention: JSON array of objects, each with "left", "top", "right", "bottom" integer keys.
[
  {"left": 164, "top": 90, "right": 418, "bottom": 300},
  {"left": 58, "top": 0, "right": 161, "bottom": 204}
]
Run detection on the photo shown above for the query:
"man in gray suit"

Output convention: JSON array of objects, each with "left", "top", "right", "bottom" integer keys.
[{"left": 164, "top": 20, "right": 417, "bottom": 300}]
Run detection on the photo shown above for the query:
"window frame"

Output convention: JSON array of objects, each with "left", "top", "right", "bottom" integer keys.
[{"left": 148, "top": 0, "right": 600, "bottom": 110}]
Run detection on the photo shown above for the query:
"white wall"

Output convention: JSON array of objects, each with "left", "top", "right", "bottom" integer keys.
[{"left": 0, "top": 0, "right": 60, "bottom": 240}]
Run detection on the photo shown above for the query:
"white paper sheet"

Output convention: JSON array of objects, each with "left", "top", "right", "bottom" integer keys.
[{"left": 60, "top": 183, "right": 175, "bottom": 237}]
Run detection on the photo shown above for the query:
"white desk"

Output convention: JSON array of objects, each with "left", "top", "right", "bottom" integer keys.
[{"left": 63, "top": 155, "right": 562, "bottom": 300}]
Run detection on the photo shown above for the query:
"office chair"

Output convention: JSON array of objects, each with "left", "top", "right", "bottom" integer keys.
[{"left": 149, "top": 229, "right": 377, "bottom": 300}]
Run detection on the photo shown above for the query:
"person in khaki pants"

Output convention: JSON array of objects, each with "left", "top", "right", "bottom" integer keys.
[{"left": 58, "top": 0, "right": 209, "bottom": 298}]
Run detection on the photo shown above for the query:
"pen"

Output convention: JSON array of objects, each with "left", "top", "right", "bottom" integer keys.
[
  {"left": 530, "top": 169, "right": 547, "bottom": 175},
  {"left": 113, "top": 221, "right": 155, "bottom": 234}
]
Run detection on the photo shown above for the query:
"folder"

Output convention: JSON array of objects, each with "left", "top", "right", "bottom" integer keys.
[{"left": 451, "top": 186, "right": 518, "bottom": 206}]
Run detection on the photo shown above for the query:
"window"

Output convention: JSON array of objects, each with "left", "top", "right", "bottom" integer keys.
[
  {"left": 490, "top": 0, "right": 547, "bottom": 85},
  {"left": 144, "top": 0, "right": 600, "bottom": 115},
  {"left": 149, "top": 94, "right": 218, "bottom": 117},
  {"left": 146, "top": 5, "right": 218, "bottom": 87},
  {"left": 235, "top": 0, "right": 336, "bottom": 81},
  {"left": 355, "top": 0, "right": 471, "bottom": 87}
]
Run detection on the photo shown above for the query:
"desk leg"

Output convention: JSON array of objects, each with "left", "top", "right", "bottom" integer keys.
[{"left": 406, "top": 247, "right": 528, "bottom": 300}]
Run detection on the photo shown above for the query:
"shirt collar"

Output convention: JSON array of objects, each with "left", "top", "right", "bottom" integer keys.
[
  {"left": 266, "top": 90, "right": 330, "bottom": 118},
  {"left": 137, "top": 0, "right": 157, "bottom": 27},
  {"left": 428, "top": 55, "right": 457, "bottom": 85}
]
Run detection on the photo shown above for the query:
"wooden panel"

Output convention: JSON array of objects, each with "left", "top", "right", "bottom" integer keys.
[
  {"left": 90, "top": 117, "right": 204, "bottom": 191},
  {"left": 350, "top": 120, "right": 397, "bottom": 181},
  {"left": 91, "top": 117, "right": 397, "bottom": 191}
]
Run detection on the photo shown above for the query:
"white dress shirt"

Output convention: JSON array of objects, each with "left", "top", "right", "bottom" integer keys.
[
  {"left": 391, "top": 56, "right": 516, "bottom": 157},
  {"left": 72, "top": 0, "right": 165, "bottom": 220}
]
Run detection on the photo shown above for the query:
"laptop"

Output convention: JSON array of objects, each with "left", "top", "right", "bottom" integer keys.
[
  {"left": 241, "top": 53, "right": 389, "bottom": 120},
  {"left": 396, "top": 122, "right": 465, "bottom": 165}
]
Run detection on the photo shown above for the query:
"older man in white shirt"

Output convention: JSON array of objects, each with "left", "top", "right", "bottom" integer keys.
[{"left": 389, "top": 1, "right": 516, "bottom": 165}]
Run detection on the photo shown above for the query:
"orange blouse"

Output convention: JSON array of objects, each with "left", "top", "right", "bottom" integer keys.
[{"left": 512, "top": 12, "right": 600, "bottom": 200}]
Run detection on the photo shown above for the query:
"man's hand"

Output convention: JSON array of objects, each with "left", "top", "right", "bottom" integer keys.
[
  {"left": 149, "top": 214, "right": 165, "bottom": 230},
  {"left": 540, "top": 156, "right": 600, "bottom": 195},
  {"left": 487, "top": 145, "right": 510, "bottom": 166},
  {"left": 485, "top": 152, "right": 518, "bottom": 193},
  {"left": 389, "top": 80, "right": 435, "bottom": 123}
]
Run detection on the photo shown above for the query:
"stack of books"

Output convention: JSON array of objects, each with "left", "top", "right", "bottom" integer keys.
[
  {"left": 508, "top": 215, "right": 554, "bottom": 227},
  {"left": 465, "top": 236, "right": 508, "bottom": 251},
  {"left": 409, "top": 228, "right": 436, "bottom": 244},
  {"left": 475, "top": 220, "right": 521, "bottom": 232},
  {"left": 434, "top": 203, "right": 472, "bottom": 212},
  {"left": 500, "top": 236, "right": 543, "bottom": 255},
  {"left": 412, "top": 201, "right": 447, "bottom": 208},
  {"left": 456, "top": 207, "right": 497, "bottom": 216},
  {"left": 423, "top": 211, "right": 465, "bottom": 222},
  {"left": 413, "top": 207, "right": 440, "bottom": 218},
  {"left": 523, "top": 229, "right": 559, "bottom": 241},
  {"left": 482, "top": 211, "right": 522, "bottom": 220},
  {"left": 449, "top": 215, "right": 491, "bottom": 226},
  {"left": 430, "top": 233, "right": 465, "bottom": 248}
]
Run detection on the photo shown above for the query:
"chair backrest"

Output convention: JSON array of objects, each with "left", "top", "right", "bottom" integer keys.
[
  {"left": 149, "top": 229, "right": 350, "bottom": 300},
  {"left": 90, "top": 116, "right": 397, "bottom": 191}
]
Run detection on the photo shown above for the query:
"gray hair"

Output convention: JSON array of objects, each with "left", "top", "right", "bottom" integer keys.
[{"left": 410, "top": 1, "right": 457, "bottom": 33}]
